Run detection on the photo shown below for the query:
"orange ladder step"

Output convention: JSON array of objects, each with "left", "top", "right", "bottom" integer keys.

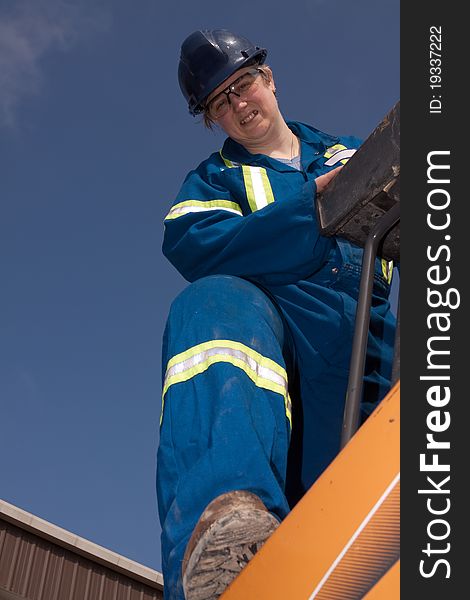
[{"left": 221, "top": 382, "right": 400, "bottom": 599}]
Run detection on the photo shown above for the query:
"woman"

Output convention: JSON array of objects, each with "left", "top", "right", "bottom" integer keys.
[{"left": 157, "top": 29, "right": 395, "bottom": 600}]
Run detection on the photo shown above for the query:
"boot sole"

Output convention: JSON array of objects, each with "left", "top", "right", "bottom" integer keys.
[{"left": 183, "top": 508, "right": 279, "bottom": 600}]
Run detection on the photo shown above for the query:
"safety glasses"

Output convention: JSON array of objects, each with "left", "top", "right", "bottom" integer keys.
[{"left": 205, "top": 69, "right": 263, "bottom": 120}]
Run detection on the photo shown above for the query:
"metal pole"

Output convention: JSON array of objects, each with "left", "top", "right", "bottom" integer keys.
[{"left": 340, "top": 203, "right": 400, "bottom": 448}]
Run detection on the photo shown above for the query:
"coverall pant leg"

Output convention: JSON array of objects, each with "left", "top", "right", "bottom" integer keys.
[{"left": 157, "top": 275, "right": 292, "bottom": 600}]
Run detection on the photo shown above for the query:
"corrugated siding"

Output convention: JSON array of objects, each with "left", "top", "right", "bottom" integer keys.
[{"left": 0, "top": 521, "right": 162, "bottom": 600}]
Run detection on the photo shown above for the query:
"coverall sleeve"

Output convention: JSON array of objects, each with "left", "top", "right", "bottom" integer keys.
[{"left": 162, "top": 168, "right": 334, "bottom": 287}]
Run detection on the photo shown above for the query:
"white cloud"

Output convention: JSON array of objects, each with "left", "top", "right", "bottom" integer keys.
[{"left": 0, "top": 0, "right": 110, "bottom": 128}]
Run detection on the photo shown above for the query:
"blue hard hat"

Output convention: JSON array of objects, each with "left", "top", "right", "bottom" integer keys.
[{"left": 178, "top": 29, "right": 267, "bottom": 116}]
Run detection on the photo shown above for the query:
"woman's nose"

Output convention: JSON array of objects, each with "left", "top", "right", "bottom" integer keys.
[{"left": 231, "top": 97, "right": 248, "bottom": 112}]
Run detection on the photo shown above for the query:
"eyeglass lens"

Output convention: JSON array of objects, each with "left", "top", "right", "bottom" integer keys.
[{"left": 207, "top": 70, "right": 260, "bottom": 119}]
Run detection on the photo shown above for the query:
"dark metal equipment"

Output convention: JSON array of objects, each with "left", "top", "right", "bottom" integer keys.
[
  {"left": 316, "top": 100, "right": 401, "bottom": 447},
  {"left": 317, "top": 101, "right": 400, "bottom": 262}
]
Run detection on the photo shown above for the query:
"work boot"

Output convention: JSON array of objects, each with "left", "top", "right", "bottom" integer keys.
[{"left": 182, "top": 490, "right": 279, "bottom": 600}]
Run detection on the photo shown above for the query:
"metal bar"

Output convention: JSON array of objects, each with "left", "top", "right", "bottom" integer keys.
[{"left": 340, "top": 203, "right": 400, "bottom": 448}]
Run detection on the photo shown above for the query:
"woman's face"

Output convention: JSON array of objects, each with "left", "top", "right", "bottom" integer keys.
[{"left": 206, "top": 66, "right": 279, "bottom": 145}]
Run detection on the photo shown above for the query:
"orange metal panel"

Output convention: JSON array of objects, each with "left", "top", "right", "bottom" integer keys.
[
  {"left": 363, "top": 560, "right": 400, "bottom": 599},
  {"left": 222, "top": 382, "right": 400, "bottom": 599}
]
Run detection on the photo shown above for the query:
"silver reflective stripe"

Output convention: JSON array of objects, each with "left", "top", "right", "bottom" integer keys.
[
  {"left": 165, "top": 200, "right": 242, "bottom": 221},
  {"left": 161, "top": 340, "right": 292, "bottom": 427},
  {"left": 242, "top": 165, "right": 275, "bottom": 212},
  {"left": 324, "top": 148, "right": 357, "bottom": 166},
  {"left": 165, "top": 346, "right": 287, "bottom": 390}
]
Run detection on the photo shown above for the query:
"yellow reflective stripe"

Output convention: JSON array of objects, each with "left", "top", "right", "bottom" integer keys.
[
  {"left": 324, "top": 144, "right": 347, "bottom": 159},
  {"left": 166, "top": 339, "right": 287, "bottom": 377},
  {"left": 242, "top": 165, "right": 275, "bottom": 212},
  {"left": 165, "top": 200, "right": 242, "bottom": 220},
  {"left": 219, "top": 150, "right": 236, "bottom": 168},
  {"left": 286, "top": 393, "right": 292, "bottom": 423},
  {"left": 242, "top": 165, "right": 257, "bottom": 212},
  {"left": 260, "top": 168, "right": 275, "bottom": 204},
  {"left": 161, "top": 340, "right": 291, "bottom": 427},
  {"left": 165, "top": 355, "right": 286, "bottom": 403},
  {"left": 219, "top": 152, "right": 275, "bottom": 212},
  {"left": 381, "top": 259, "right": 394, "bottom": 284}
]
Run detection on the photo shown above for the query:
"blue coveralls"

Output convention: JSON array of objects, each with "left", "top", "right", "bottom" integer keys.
[{"left": 157, "top": 121, "right": 396, "bottom": 599}]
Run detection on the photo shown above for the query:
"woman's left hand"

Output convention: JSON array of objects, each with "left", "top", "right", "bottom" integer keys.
[{"left": 315, "top": 166, "right": 343, "bottom": 195}]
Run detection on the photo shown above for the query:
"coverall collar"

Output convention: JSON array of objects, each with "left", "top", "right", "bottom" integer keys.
[{"left": 221, "top": 120, "right": 340, "bottom": 171}]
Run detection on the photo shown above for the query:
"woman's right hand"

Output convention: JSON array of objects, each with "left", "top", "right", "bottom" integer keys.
[{"left": 315, "top": 166, "right": 343, "bottom": 194}]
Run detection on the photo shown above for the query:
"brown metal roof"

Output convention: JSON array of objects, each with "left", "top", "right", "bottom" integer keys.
[{"left": 0, "top": 499, "right": 163, "bottom": 600}]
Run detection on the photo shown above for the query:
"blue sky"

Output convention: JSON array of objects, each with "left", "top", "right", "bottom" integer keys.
[{"left": 0, "top": 0, "right": 399, "bottom": 573}]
